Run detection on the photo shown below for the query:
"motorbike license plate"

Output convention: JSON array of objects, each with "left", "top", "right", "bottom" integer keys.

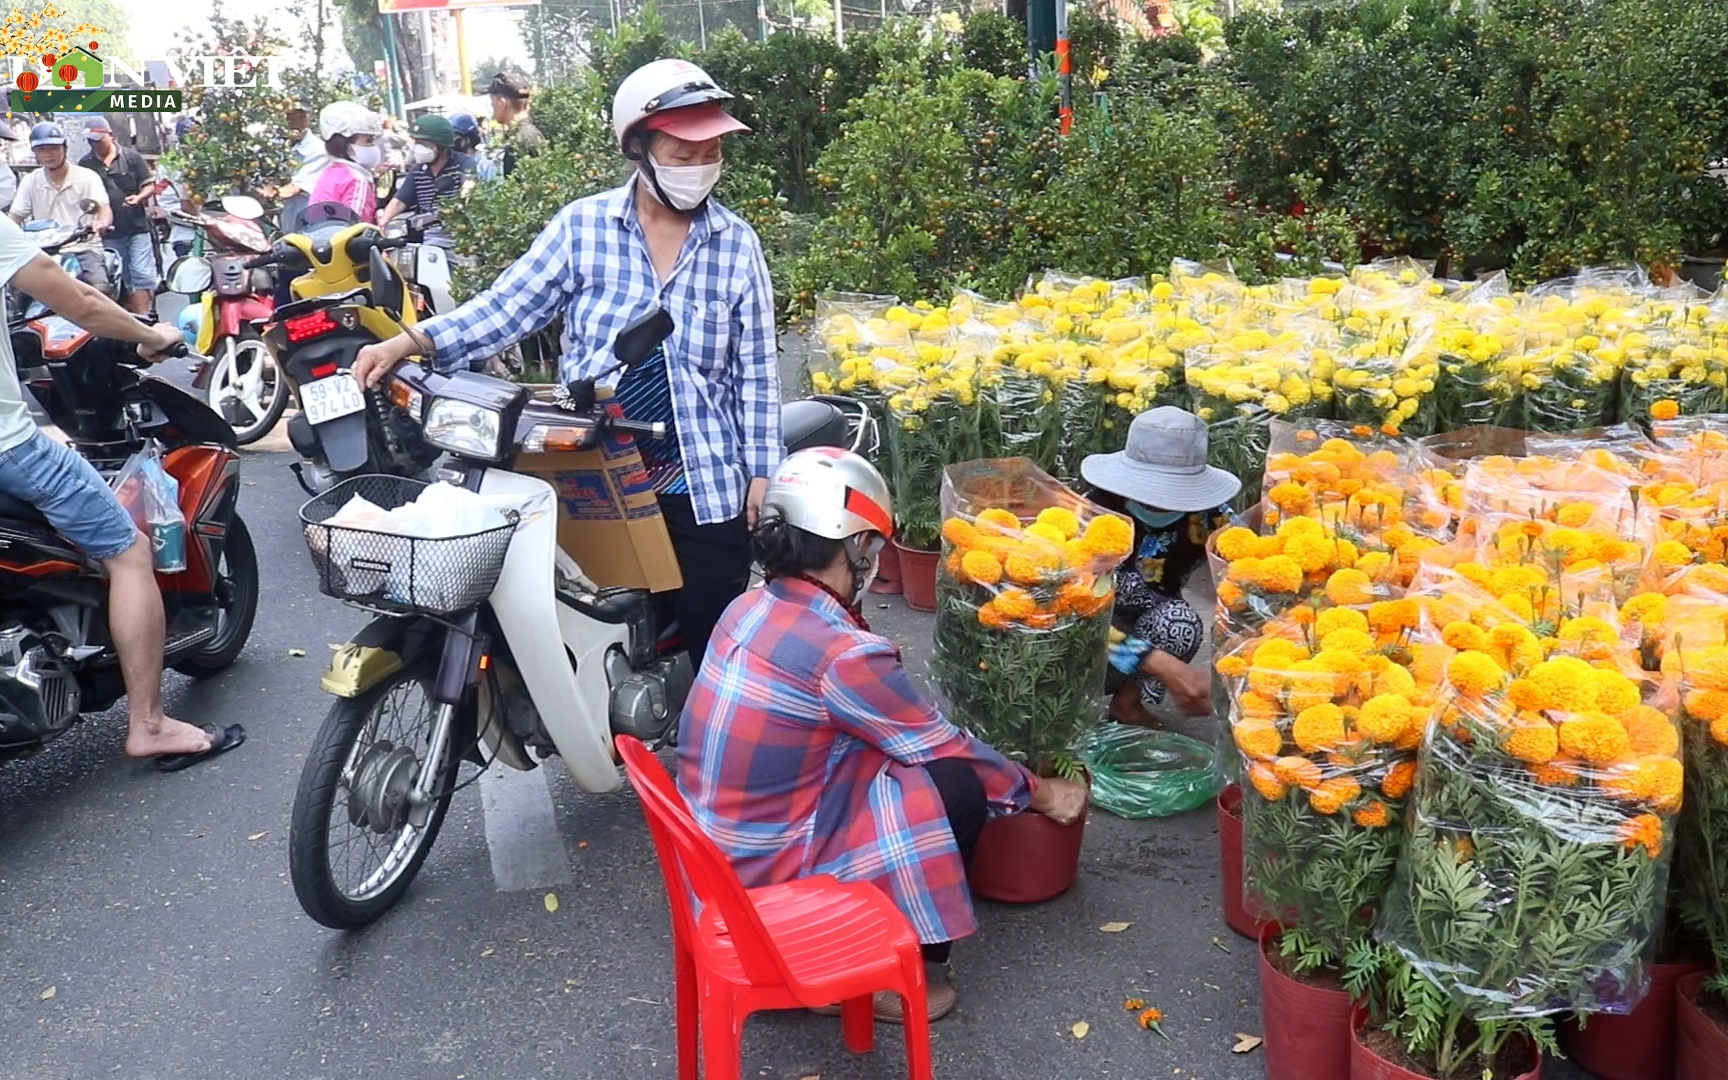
[{"left": 302, "top": 373, "right": 366, "bottom": 426}]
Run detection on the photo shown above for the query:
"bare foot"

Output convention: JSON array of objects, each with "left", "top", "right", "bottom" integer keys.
[
  {"left": 124, "top": 717, "right": 214, "bottom": 758},
  {"left": 1109, "top": 682, "right": 1161, "bottom": 728}
]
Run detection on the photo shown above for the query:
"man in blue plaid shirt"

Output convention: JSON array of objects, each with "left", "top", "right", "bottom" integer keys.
[{"left": 354, "top": 59, "right": 781, "bottom": 664}]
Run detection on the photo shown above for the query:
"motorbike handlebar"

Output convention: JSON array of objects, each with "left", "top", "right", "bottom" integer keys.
[{"left": 608, "top": 417, "right": 667, "bottom": 440}]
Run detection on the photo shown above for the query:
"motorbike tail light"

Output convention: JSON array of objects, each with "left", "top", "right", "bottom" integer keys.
[
  {"left": 308, "top": 362, "right": 339, "bottom": 380},
  {"left": 285, "top": 310, "right": 339, "bottom": 343}
]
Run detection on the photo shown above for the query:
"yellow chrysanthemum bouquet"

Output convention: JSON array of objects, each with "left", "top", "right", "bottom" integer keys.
[
  {"left": 1375, "top": 562, "right": 1685, "bottom": 1022},
  {"left": 1616, "top": 298, "right": 1728, "bottom": 421},
  {"left": 1219, "top": 597, "right": 1429, "bottom": 970},
  {"left": 1433, "top": 280, "right": 1524, "bottom": 430},
  {"left": 929, "top": 459, "right": 1134, "bottom": 777},
  {"left": 1516, "top": 291, "right": 1636, "bottom": 432},
  {"left": 1323, "top": 294, "right": 1441, "bottom": 437}
]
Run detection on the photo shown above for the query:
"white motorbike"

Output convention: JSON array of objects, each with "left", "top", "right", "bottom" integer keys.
[
  {"left": 287, "top": 309, "right": 874, "bottom": 929},
  {"left": 381, "top": 211, "right": 454, "bottom": 318}
]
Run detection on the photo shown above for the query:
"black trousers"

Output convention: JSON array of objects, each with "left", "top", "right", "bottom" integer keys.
[
  {"left": 656, "top": 493, "right": 752, "bottom": 669},
  {"left": 921, "top": 758, "right": 988, "bottom": 965}
]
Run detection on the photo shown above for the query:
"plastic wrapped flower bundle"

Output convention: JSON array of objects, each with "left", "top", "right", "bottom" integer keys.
[
  {"left": 884, "top": 359, "right": 982, "bottom": 551},
  {"left": 1674, "top": 645, "right": 1728, "bottom": 971},
  {"left": 1322, "top": 297, "right": 1441, "bottom": 436},
  {"left": 1375, "top": 564, "right": 1684, "bottom": 1024},
  {"left": 1433, "top": 278, "right": 1524, "bottom": 430},
  {"left": 930, "top": 459, "right": 1134, "bottom": 777},
  {"left": 1220, "top": 599, "right": 1430, "bottom": 968},
  {"left": 1515, "top": 293, "right": 1637, "bottom": 432},
  {"left": 1260, "top": 421, "right": 1457, "bottom": 546},
  {"left": 1615, "top": 296, "right": 1728, "bottom": 422}
]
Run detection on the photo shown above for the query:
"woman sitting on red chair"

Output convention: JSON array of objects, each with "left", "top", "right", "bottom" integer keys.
[{"left": 676, "top": 448, "right": 1090, "bottom": 1023}]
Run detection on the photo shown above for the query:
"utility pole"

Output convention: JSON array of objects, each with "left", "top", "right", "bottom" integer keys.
[
  {"left": 1055, "top": 0, "right": 1070, "bottom": 134},
  {"left": 454, "top": 8, "right": 472, "bottom": 95},
  {"left": 833, "top": 0, "right": 842, "bottom": 46},
  {"left": 698, "top": 0, "right": 708, "bottom": 49}
]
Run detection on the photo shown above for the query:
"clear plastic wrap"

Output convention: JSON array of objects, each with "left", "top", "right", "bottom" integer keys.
[
  {"left": 1260, "top": 420, "right": 1456, "bottom": 548},
  {"left": 883, "top": 362, "right": 981, "bottom": 552},
  {"left": 1207, "top": 511, "right": 1401, "bottom": 645},
  {"left": 1219, "top": 603, "right": 1430, "bottom": 961},
  {"left": 1674, "top": 653, "right": 1728, "bottom": 970},
  {"left": 1076, "top": 724, "right": 1220, "bottom": 819},
  {"left": 1376, "top": 592, "right": 1683, "bottom": 1018},
  {"left": 1616, "top": 298, "right": 1728, "bottom": 422},
  {"left": 929, "top": 459, "right": 1134, "bottom": 777}
]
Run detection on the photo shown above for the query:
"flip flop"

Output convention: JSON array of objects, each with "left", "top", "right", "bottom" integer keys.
[{"left": 155, "top": 724, "right": 246, "bottom": 773}]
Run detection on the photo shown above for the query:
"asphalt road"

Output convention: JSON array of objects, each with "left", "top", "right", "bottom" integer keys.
[{"left": 0, "top": 338, "right": 1595, "bottom": 1080}]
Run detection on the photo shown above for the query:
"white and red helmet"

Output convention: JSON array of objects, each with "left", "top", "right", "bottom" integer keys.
[
  {"left": 611, "top": 58, "right": 750, "bottom": 152},
  {"left": 762, "top": 448, "right": 894, "bottom": 542}
]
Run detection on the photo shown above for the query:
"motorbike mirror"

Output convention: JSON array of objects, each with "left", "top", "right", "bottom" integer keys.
[
  {"left": 216, "top": 194, "right": 265, "bottom": 220},
  {"left": 165, "top": 255, "right": 214, "bottom": 295},
  {"left": 564, "top": 378, "right": 598, "bottom": 413},
  {"left": 613, "top": 308, "right": 674, "bottom": 370},
  {"left": 367, "top": 246, "right": 405, "bottom": 317},
  {"left": 79, "top": 198, "right": 98, "bottom": 213}
]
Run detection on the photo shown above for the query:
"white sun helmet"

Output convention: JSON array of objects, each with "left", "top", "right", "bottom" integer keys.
[
  {"left": 611, "top": 58, "right": 744, "bottom": 151},
  {"left": 762, "top": 448, "right": 894, "bottom": 543},
  {"left": 318, "top": 101, "right": 382, "bottom": 141}
]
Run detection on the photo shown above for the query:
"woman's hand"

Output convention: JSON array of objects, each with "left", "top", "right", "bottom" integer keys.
[
  {"left": 1142, "top": 649, "right": 1211, "bottom": 716},
  {"left": 352, "top": 333, "right": 418, "bottom": 389},
  {"left": 1030, "top": 775, "right": 1089, "bottom": 826}
]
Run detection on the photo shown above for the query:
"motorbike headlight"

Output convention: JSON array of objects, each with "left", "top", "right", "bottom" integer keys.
[{"left": 423, "top": 397, "right": 505, "bottom": 461}]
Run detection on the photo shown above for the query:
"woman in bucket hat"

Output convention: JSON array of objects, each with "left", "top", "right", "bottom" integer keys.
[{"left": 1081, "top": 406, "right": 1242, "bottom": 725}]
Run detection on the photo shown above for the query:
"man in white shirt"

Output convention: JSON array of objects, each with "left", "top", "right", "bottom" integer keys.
[
  {"left": 9, "top": 122, "right": 111, "bottom": 289},
  {"left": 277, "top": 101, "right": 329, "bottom": 234},
  {"left": 0, "top": 213, "right": 237, "bottom": 769}
]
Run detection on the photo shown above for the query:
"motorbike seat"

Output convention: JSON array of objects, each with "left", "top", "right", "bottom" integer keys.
[
  {"left": 781, "top": 399, "right": 848, "bottom": 453},
  {"left": 0, "top": 488, "right": 49, "bottom": 525}
]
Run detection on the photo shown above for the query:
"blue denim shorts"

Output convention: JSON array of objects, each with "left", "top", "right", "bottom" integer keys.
[
  {"left": 0, "top": 431, "right": 140, "bottom": 561},
  {"left": 103, "top": 232, "right": 158, "bottom": 293}
]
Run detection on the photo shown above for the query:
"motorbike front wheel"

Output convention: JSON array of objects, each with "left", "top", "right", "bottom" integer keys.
[
  {"left": 208, "top": 331, "right": 289, "bottom": 445},
  {"left": 289, "top": 664, "right": 457, "bottom": 930}
]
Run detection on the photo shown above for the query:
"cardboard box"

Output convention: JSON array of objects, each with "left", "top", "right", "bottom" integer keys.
[{"left": 515, "top": 422, "right": 683, "bottom": 593}]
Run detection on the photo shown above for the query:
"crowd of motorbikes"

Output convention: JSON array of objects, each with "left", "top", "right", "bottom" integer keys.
[{"left": 0, "top": 184, "right": 878, "bottom": 931}]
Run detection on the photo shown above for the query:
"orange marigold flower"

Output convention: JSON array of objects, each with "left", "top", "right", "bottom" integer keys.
[
  {"left": 1604, "top": 755, "right": 1685, "bottom": 811},
  {"left": 960, "top": 549, "right": 1003, "bottom": 586},
  {"left": 1217, "top": 581, "right": 1247, "bottom": 609},
  {"left": 1248, "top": 761, "right": 1289, "bottom": 801},
  {"left": 1035, "top": 506, "right": 1082, "bottom": 540},
  {"left": 1326, "top": 568, "right": 1377, "bottom": 606},
  {"left": 1368, "top": 599, "right": 1420, "bottom": 635},
  {"left": 1356, "top": 551, "right": 1393, "bottom": 580},
  {"left": 1557, "top": 712, "right": 1633, "bottom": 764},
  {"left": 1307, "top": 776, "right": 1362, "bottom": 815},
  {"left": 942, "top": 517, "right": 981, "bottom": 549},
  {"left": 1238, "top": 691, "right": 1283, "bottom": 721},
  {"left": 1591, "top": 670, "right": 1642, "bottom": 716},
  {"left": 1442, "top": 621, "right": 1490, "bottom": 652},
  {"left": 1123, "top": 997, "right": 1147, "bottom": 1012},
  {"left": 977, "top": 601, "right": 1014, "bottom": 631},
  {"left": 1004, "top": 553, "right": 1046, "bottom": 586},
  {"left": 1712, "top": 716, "right": 1728, "bottom": 749},
  {"left": 945, "top": 551, "right": 967, "bottom": 580},
  {"left": 1619, "top": 812, "right": 1665, "bottom": 857},
  {"left": 1353, "top": 800, "right": 1393, "bottom": 828},
  {"left": 1504, "top": 716, "right": 1560, "bottom": 764},
  {"left": 1530, "top": 756, "right": 1582, "bottom": 788},
  {"left": 1024, "top": 612, "right": 1058, "bottom": 631},
  {"left": 1234, "top": 718, "right": 1283, "bottom": 760},
  {"left": 993, "top": 587, "right": 1038, "bottom": 621},
  {"left": 1381, "top": 759, "right": 1418, "bottom": 800},
  {"left": 1215, "top": 526, "right": 1259, "bottom": 562},
  {"left": 1292, "top": 703, "right": 1348, "bottom": 753},
  {"left": 1321, "top": 628, "right": 1377, "bottom": 657},
  {"left": 1272, "top": 756, "right": 1323, "bottom": 789},
  {"left": 1621, "top": 706, "right": 1680, "bottom": 757},
  {"left": 1216, "top": 656, "right": 1249, "bottom": 679},
  {"left": 1446, "top": 651, "right": 1507, "bottom": 697},
  {"left": 1685, "top": 688, "right": 1728, "bottom": 722},
  {"left": 1651, "top": 398, "right": 1682, "bottom": 422},
  {"left": 1082, "top": 514, "right": 1134, "bottom": 559},
  {"left": 1358, "top": 693, "right": 1415, "bottom": 743},
  {"left": 1137, "top": 1006, "right": 1165, "bottom": 1030},
  {"left": 975, "top": 507, "right": 1023, "bottom": 535}
]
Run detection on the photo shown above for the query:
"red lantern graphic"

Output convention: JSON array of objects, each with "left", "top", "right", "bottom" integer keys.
[
  {"left": 88, "top": 41, "right": 98, "bottom": 51},
  {"left": 55, "top": 63, "right": 78, "bottom": 89},
  {"left": 40, "top": 54, "right": 54, "bottom": 67},
  {"left": 15, "top": 71, "right": 39, "bottom": 93}
]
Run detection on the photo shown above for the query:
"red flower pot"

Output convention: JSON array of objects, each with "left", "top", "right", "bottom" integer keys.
[
  {"left": 968, "top": 807, "right": 1086, "bottom": 904},
  {"left": 1351, "top": 1003, "right": 1542, "bottom": 1080},
  {"left": 895, "top": 541, "right": 939, "bottom": 612},
  {"left": 1259, "top": 922, "right": 1354, "bottom": 1080},
  {"left": 1561, "top": 961, "right": 1712, "bottom": 1080},
  {"left": 868, "top": 538, "right": 903, "bottom": 595},
  {"left": 1675, "top": 971, "right": 1728, "bottom": 1080},
  {"left": 1218, "top": 785, "right": 1271, "bottom": 940}
]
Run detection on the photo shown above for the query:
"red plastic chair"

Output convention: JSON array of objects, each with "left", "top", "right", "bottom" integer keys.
[{"left": 616, "top": 735, "right": 936, "bottom": 1080}]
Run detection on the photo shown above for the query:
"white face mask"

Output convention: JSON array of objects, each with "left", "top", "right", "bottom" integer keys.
[
  {"left": 411, "top": 143, "right": 437, "bottom": 165},
  {"left": 350, "top": 144, "right": 381, "bottom": 170},
  {"left": 643, "top": 152, "right": 721, "bottom": 213}
]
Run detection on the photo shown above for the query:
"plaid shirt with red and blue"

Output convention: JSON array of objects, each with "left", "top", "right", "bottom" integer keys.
[{"left": 676, "top": 577, "right": 1038, "bottom": 946}]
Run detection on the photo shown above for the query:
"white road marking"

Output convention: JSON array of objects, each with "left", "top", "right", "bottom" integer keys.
[{"left": 479, "top": 759, "right": 573, "bottom": 892}]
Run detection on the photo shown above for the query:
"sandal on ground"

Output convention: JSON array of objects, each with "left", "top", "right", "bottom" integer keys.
[
  {"left": 811, "top": 984, "right": 958, "bottom": 1024},
  {"left": 154, "top": 724, "right": 246, "bottom": 773}
]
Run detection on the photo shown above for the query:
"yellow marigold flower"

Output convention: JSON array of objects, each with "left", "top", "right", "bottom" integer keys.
[
  {"left": 1653, "top": 539, "right": 1694, "bottom": 570},
  {"left": 975, "top": 507, "right": 1022, "bottom": 535},
  {"left": 1308, "top": 776, "right": 1362, "bottom": 815},
  {"left": 1356, "top": 551, "right": 1394, "bottom": 580},
  {"left": 1285, "top": 660, "right": 1341, "bottom": 713},
  {"left": 1256, "top": 555, "right": 1306, "bottom": 594},
  {"left": 1526, "top": 657, "right": 1599, "bottom": 713},
  {"left": 1685, "top": 688, "right": 1728, "bottom": 722},
  {"left": 1004, "top": 553, "right": 1046, "bottom": 586},
  {"left": 1238, "top": 690, "right": 1283, "bottom": 720},
  {"left": 1456, "top": 561, "right": 1492, "bottom": 587},
  {"left": 1558, "top": 615, "right": 1618, "bottom": 645},
  {"left": 1353, "top": 800, "right": 1393, "bottom": 828},
  {"left": 1326, "top": 568, "right": 1377, "bottom": 606},
  {"left": 1604, "top": 755, "right": 1684, "bottom": 811},
  {"left": 1409, "top": 643, "right": 1451, "bottom": 688},
  {"left": 1248, "top": 761, "right": 1289, "bottom": 801},
  {"left": 1272, "top": 756, "right": 1323, "bottom": 789},
  {"left": 1591, "top": 670, "right": 1642, "bottom": 716},
  {"left": 1284, "top": 533, "right": 1337, "bottom": 574},
  {"left": 1651, "top": 398, "right": 1682, "bottom": 421},
  {"left": 1320, "top": 628, "right": 1376, "bottom": 657},
  {"left": 1268, "top": 482, "right": 1316, "bottom": 515},
  {"left": 942, "top": 518, "right": 981, "bottom": 549},
  {"left": 1316, "top": 608, "right": 1370, "bottom": 639},
  {"left": 1689, "top": 646, "right": 1728, "bottom": 692},
  {"left": 1252, "top": 637, "right": 1308, "bottom": 666},
  {"left": 1558, "top": 712, "right": 1632, "bottom": 763},
  {"left": 1505, "top": 716, "right": 1560, "bottom": 764},
  {"left": 1442, "top": 621, "right": 1490, "bottom": 652},
  {"left": 1622, "top": 705, "right": 1680, "bottom": 757},
  {"left": 1358, "top": 694, "right": 1416, "bottom": 743},
  {"left": 1555, "top": 501, "right": 1597, "bottom": 528},
  {"left": 1447, "top": 651, "right": 1507, "bottom": 696},
  {"left": 1619, "top": 812, "right": 1665, "bottom": 857},
  {"left": 1216, "top": 526, "right": 1258, "bottom": 562},
  {"left": 1216, "top": 655, "right": 1250, "bottom": 679},
  {"left": 1368, "top": 599, "right": 1419, "bottom": 634},
  {"left": 1293, "top": 703, "right": 1348, "bottom": 753},
  {"left": 1035, "top": 506, "right": 1082, "bottom": 540},
  {"left": 1024, "top": 522, "right": 1067, "bottom": 547},
  {"left": 1381, "top": 759, "right": 1418, "bottom": 800},
  {"left": 961, "top": 549, "right": 1003, "bottom": 586},
  {"left": 1234, "top": 717, "right": 1283, "bottom": 759},
  {"left": 1082, "top": 514, "right": 1134, "bottom": 558},
  {"left": 994, "top": 587, "right": 1038, "bottom": 621},
  {"left": 1620, "top": 592, "right": 1669, "bottom": 628},
  {"left": 1376, "top": 664, "right": 1417, "bottom": 700}
]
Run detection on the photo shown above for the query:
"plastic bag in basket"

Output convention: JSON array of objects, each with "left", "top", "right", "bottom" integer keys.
[
  {"left": 1376, "top": 572, "right": 1683, "bottom": 1018},
  {"left": 1076, "top": 723, "right": 1219, "bottom": 819},
  {"left": 928, "top": 458, "right": 1132, "bottom": 777}
]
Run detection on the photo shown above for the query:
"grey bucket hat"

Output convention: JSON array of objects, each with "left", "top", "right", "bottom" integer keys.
[{"left": 1080, "top": 406, "right": 1243, "bottom": 513}]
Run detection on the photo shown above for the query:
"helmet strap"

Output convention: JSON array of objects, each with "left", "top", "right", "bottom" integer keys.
[{"left": 841, "top": 533, "right": 883, "bottom": 606}]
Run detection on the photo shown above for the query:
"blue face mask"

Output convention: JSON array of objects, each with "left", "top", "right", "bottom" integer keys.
[{"left": 1125, "top": 500, "right": 1185, "bottom": 528}]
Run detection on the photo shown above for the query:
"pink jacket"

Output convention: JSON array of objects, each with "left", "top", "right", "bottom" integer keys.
[{"left": 308, "top": 159, "right": 376, "bottom": 224}]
